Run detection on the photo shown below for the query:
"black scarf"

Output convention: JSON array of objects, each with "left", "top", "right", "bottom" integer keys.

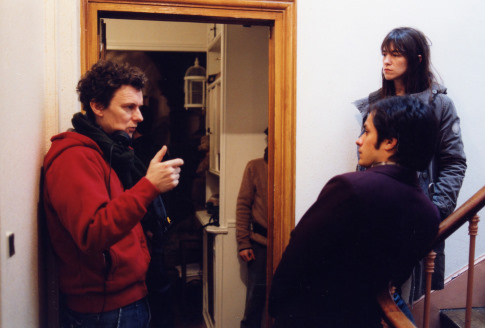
[
  {"left": 71, "top": 113, "right": 170, "bottom": 230},
  {"left": 71, "top": 112, "right": 146, "bottom": 189}
]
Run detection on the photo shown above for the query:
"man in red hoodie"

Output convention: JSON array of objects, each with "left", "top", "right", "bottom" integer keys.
[{"left": 43, "top": 60, "right": 183, "bottom": 327}]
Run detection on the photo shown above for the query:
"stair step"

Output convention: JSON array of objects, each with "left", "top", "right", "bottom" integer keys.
[{"left": 440, "top": 308, "right": 485, "bottom": 328}]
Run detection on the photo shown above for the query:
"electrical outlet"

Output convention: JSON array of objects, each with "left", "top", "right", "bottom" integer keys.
[{"left": 7, "top": 232, "right": 15, "bottom": 257}]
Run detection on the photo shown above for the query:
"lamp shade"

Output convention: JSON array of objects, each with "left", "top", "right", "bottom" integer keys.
[{"left": 184, "top": 58, "right": 206, "bottom": 109}]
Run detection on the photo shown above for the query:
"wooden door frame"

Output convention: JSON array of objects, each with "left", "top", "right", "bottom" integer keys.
[{"left": 80, "top": 0, "right": 296, "bottom": 290}]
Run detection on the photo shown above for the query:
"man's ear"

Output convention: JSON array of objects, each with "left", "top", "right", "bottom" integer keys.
[
  {"left": 90, "top": 101, "right": 104, "bottom": 118},
  {"left": 384, "top": 138, "right": 398, "bottom": 152}
]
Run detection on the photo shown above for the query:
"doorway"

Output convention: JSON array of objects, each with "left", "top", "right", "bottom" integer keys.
[
  {"left": 81, "top": 1, "right": 296, "bottom": 327},
  {"left": 105, "top": 46, "right": 208, "bottom": 327}
]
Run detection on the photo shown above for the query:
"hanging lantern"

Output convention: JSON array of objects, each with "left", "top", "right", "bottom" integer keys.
[{"left": 184, "top": 58, "right": 206, "bottom": 110}]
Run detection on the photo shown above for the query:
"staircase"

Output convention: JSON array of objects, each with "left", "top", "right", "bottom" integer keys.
[
  {"left": 440, "top": 308, "right": 485, "bottom": 328},
  {"left": 378, "top": 186, "right": 485, "bottom": 328}
]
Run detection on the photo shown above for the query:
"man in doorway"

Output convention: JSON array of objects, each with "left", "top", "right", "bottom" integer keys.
[
  {"left": 268, "top": 96, "right": 441, "bottom": 327},
  {"left": 43, "top": 60, "right": 183, "bottom": 327},
  {"left": 237, "top": 129, "right": 268, "bottom": 328}
]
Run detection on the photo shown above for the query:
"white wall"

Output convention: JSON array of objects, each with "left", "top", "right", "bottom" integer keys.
[
  {"left": 0, "top": 1, "right": 45, "bottom": 327},
  {"left": 221, "top": 25, "right": 269, "bottom": 327},
  {"left": 296, "top": 0, "right": 485, "bottom": 277},
  {"left": 0, "top": 0, "right": 80, "bottom": 326},
  {"left": 223, "top": 25, "right": 269, "bottom": 227}
]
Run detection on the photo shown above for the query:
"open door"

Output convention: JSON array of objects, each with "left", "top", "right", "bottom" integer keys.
[{"left": 81, "top": 1, "right": 296, "bottom": 327}]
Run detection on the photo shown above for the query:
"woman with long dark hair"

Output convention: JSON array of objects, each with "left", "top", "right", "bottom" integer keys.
[{"left": 354, "top": 26, "right": 467, "bottom": 317}]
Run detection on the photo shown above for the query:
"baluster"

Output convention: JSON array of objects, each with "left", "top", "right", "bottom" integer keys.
[
  {"left": 423, "top": 251, "right": 436, "bottom": 328},
  {"left": 465, "top": 215, "right": 480, "bottom": 328}
]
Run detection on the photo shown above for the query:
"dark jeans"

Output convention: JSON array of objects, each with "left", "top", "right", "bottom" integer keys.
[
  {"left": 61, "top": 298, "right": 150, "bottom": 328},
  {"left": 241, "top": 242, "right": 267, "bottom": 328},
  {"left": 393, "top": 292, "right": 416, "bottom": 324}
]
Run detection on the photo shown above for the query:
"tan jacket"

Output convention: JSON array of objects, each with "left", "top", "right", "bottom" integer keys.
[{"left": 236, "top": 158, "right": 268, "bottom": 251}]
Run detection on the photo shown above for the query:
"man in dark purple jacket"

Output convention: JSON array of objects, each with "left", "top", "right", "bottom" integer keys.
[{"left": 269, "top": 96, "right": 441, "bottom": 327}]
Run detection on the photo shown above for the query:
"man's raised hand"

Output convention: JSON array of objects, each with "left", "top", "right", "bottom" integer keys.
[{"left": 146, "top": 146, "right": 184, "bottom": 193}]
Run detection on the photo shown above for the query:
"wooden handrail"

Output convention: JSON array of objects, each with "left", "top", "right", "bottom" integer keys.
[
  {"left": 377, "top": 284, "right": 417, "bottom": 328},
  {"left": 432, "top": 186, "right": 485, "bottom": 246},
  {"left": 378, "top": 185, "right": 485, "bottom": 328},
  {"left": 465, "top": 216, "right": 479, "bottom": 328},
  {"left": 422, "top": 215, "right": 480, "bottom": 328},
  {"left": 422, "top": 186, "right": 485, "bottom": 328},
  {"left": 422, "top": 251, "right": 437, "bottom": 328}
]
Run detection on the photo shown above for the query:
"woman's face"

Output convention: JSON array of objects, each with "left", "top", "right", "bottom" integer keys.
[{"left": 382, "top": 44, "right": 408, "bottom": 82}]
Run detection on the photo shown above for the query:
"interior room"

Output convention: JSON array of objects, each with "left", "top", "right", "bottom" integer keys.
[
  {"left": 103, "top": 18, "right": 269, "bottom": 327},
  {"left": 2, "top": 1, "right": 485, "bottom": 328}
]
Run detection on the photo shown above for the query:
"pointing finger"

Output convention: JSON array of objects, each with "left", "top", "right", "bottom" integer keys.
[
  {"left": 163, "top": 158, "right": 184, "bottom": 168},
  {"left": 151, "top": 146, "right": 167, "bottom": 163}
]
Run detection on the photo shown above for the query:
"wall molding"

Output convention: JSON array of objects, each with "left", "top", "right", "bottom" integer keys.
[{"left": 107, "top": 40, "right": 206, "bottom": 52}]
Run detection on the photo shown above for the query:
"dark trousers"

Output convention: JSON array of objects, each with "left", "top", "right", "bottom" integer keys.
[{"left": 241, "top": 242, "right": 267, "bottom": 328}]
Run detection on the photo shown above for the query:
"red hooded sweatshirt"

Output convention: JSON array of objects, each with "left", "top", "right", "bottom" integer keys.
[{"left": 43, "top": 131, "right": 158, "bottom": 313}]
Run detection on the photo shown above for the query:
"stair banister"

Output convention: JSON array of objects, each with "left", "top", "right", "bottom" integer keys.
[{"left": 378, "top": 185, "right": 485, "bottom": 328}]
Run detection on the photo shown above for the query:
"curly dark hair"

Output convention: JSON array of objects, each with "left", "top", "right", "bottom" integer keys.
[{"left": 77, "top": 60, "right": 147, "bottom": 121}]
